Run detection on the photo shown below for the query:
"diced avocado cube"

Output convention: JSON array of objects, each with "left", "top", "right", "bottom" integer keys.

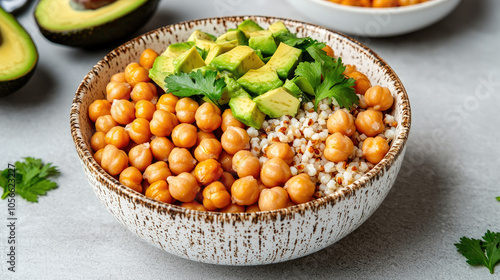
[
  {"left": 249, "top": 30, "right": 277, "bottom": 56},
  {"left": 216, "top": 30, "right": 247, "bottom": 46},
  {"left": 161, "top": 42, "right": 195, "bottom": 57},
  {"left": 293, "top": 76, "right": 315, "bottom": 95},
  {"left": 237, "top": 67, "right": 283, "bottom": 96},
  {"left": 253, "top": 87, "right": 301, "bottom": 118},
  {"left": 204, "top": 42, "right": 237, "bottom": 64},
  {"left": 283, "top": 79, "right": 303, "bottom": 97},
  {"left": 173, "top": 46, "right": 206, "bottom": 74},
  {"left": 187, "top": 30, "right": 217, "bottom": 42},
  {"left": 266, "top": 43, "right": 303, "bottom": 79},
  {"left": 268, "top": 21, "right": 289, "bottom": 38},
  {"left": 229, "top": 94, "right": 266, "bottom": 129},
  {"left": 237, "top": 19, "right": 264, "bottom": 37},
  {"left": 149, "top": 56, "right": 175, "bottom": 91},
  {"left": 210, "top": 46, "right": 265, "bottom": 78}
]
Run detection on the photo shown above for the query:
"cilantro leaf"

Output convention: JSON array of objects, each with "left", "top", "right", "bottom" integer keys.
[
  {"left": 0, "top": 158, "right": 59, "bottom": 203},
  {"left": 455, "top": 230, "right": 500, "bottom": 274},
  {"left": 164, "top": 70, "right": 226, "bottom": 107},
  {"left": 496, "top": 196, "right": 500, "bottom": 201},
  {"left": 196, "top": 46, "right": 209, "bottom": 60},
  {"left": 294, "top": 59, "right": 358, "bottom": 111}
]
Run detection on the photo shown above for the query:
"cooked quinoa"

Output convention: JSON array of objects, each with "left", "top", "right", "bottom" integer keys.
[{"left": 247, "top": 98, "right": 397, "bottom": 198}]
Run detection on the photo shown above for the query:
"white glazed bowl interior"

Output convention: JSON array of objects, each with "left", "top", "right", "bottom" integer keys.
[
  {"left": 287, "top": 0, "right": 461, "bottom": 37},
  {"left": 70, "top": 16, "right": 411, "bottom": 265}
]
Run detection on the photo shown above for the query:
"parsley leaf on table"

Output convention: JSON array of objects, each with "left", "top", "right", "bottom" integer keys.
[
  {"left": 164, "top": 70, "right": 226, "bottom": 107},
  {"left": 0, "top": 157, "right": 60, "bottom": 203},
  {"left": 295, "top": 59, "right": 358, "bottom": 111},
  {"left": 455, "top": 230, "right": 500, "bottom": 274},
  {"left": 496, "top": 196, "right": 500, "bottom": 201}
]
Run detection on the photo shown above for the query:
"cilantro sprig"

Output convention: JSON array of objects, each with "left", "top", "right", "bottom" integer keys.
[
  {"left": 276, "top": 32, "right": 333, "bottom": 66},
  {"left": 164, "top": 70, "right": 226, "bottom": 107},
  {"left": 295, "top": 59, "right": 358, "bottom": 110},
  {"left": 0, "top": 158, "right": 60, "bottom": 203},
  {"left": 455, "top": 230, "right": 500, "bottom": 274}
]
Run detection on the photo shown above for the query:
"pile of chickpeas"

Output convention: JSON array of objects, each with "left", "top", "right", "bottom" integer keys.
[
  {"left": 327, "top": 0, "right": 429, "bottom": 8},
  {"left": 88, "top": 44, "right": 395, "bottom": 213}
]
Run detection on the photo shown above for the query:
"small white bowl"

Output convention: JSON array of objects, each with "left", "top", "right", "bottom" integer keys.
[{"left": 287, "top": 0, "right": 461, "bottom": 37}]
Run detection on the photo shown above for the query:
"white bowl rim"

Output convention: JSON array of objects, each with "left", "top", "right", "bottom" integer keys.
[{"left": 305, "top": 0, "right": 454, "bottom": 14}]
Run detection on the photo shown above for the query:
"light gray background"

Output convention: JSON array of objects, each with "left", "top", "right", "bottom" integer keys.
[{"left": 1, "top": 0, "right": 499, "bottom": 279}]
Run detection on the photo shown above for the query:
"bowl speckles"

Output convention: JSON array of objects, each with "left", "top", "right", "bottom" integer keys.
[{"left": 70, "top": 16, "right": 411, "bottom": 265}]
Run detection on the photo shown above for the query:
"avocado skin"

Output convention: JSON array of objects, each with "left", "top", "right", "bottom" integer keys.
[
  {"left": 34, "top": 0, "right": 159, "bottom": 48},
  {"left": 0, "top": 64, "right": 36, "bottom": 97}
]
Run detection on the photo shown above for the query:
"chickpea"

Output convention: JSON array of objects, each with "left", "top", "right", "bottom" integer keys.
[
  {"left": 150, "top": 136, "right": 175, "bottom": 161},
  {"left": 150, "top": 109, "right": 178, "bottom": 137},
  {"left": 145, "top": 180, "right": 174, "bottom": 203},
  {"left": 322, "top": 45, "right": 334, "bottom": 57},
  {"left": 260, "top": 158, "right": 292, "bottom": 188},
  {"left": 359, "top": 0, "right": 371, "bottom": 7},
  {"left": 202, "top": 181, "right": 231, "bottom": 210},
  {"left": 139, "top": 48, "right": 159, "bottom": 69},
  {"left": 105, "top": 126, "right": 130, "bottom": 149},
  {"left": 106, "top": 82, "right": 131, "bottom": 102},
  {"left": 175, "top": 97, "right": 199, "bottom": 124},
  {"left": 195, "top": 102, "right": 222, "bottom": 132},
  {"left": 101, "top": 144, "right": 128, "bottom": 176},
  {"left": 324, "top": 132, "right": 354, "bottom": 163},
  {"left": 119, "top": 166, "right": 143, "bottom": 193},
  {"left": 259, "top": 187, "right": 289, "bottom": 211},
  {"left": 219, "top": 151, "right": 235, "bottom": 174},
  {"left": 95, "top": 115, "right": 118, "bottom": 133},
  {"left": 167, "top": 172, "right": 200, "bottom": 202},
  {"left": 124, "top": 62, "right": 150, "bottom": 87},
  {"left": 128, "top": 143, "right": 153, "bottom": 171},
  {"left": 134, "top": 100, "right": 156, "bottom": 121},
  {"left": 219, "top": 203, "right": 245, "bottom": 213},
  {"left": 355, "top": 109, "right": 385, "bottom": 137},
  {"left": 181, "top": 201, "right": 207, "bottom": 211},
  {"left": 232, "top": 150, "right": 260, "bottom": 178},
  {"left": 156, "top": 93, "right": 178, "bottom": 114},
  {"left": 168, "top": 148, "right": 197, "bottom": 175},
  {"left": 398, "top": 0, "right": 420, "bottom": 6},
  {"left": 266, "top": 143, "right": 294, "bottom": 165},
  {"left": 246, "top": 204, "right": 260, "bottom": 213},
  {"left": 364, "top": 85, "right": 394, "bottom": 111},
  {"left": 196, "top": 131, "right": 216, "bottom": 146},
  {"left": 125, "top": 118, "right": 151, "bottom": 144},
  {"left": 327, "top": 109, "right": 356, "bottom": 136},
  {"left": 130, "top": 82, "right": 157, "bottom": 103},
  {"left": 143, "top": 161, "right": 171, "bottom": 184},
  {"left": 219, "top": 172, "right": 235, "bottom": 193},
  {"left": 110, "top": 72, "right": 126, "bottom": 83},
  {"left": 373, "top": 0, "right": 397, "bottom": 7},
  {"left": 110, "top": 99, "right": 135, "bottom": 125},
  {"left": 171, "top": 123, "right": 198, "bottom": 148},
  {"left": 93, "top": 148, "right": 104, "bottom": 165},
  {"left": 194, "top": 138, "right": 222, "bottom": 162},
  {"left": 230, "top": 176, "right": 260, "bottom": 206},
  {"left": 221, "top": 126, "right": 250, "bottom": 155},
  {"left": 284, "top": 173, "right": 316, "bottom": 204},
  {"left": 91, "top": 131, "right": 107, "bottom": 151},
  {"left": 362, "top": 136, "right": 390, "bottom": 164},
  {"left": 347, "top": 71, "right": 372, "bottom": 95},
  {"left": 221, "top": 109, "right": 245, "bottom": 132},
  {"left": 193, "top": 159, "right": 223, "bottom": 185},
  {"left": 343, "top": 64, "right": 357, "bottom": 76},
  {"left": 358, "top": 94, "right": 368, "bottom": 109},
  {"left": 88, "top": 100, "right": 111, "bottom": 122}
]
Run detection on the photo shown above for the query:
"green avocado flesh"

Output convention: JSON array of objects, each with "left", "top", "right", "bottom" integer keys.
[
  {"left": 150, "top": 20, "right": 307, "bottom": 128},
  {"left": 34, "top": 0, "right": 159, "bottom": 47},
  {"left": 0, "top": 7, "right": 38, "bottom": 97}
]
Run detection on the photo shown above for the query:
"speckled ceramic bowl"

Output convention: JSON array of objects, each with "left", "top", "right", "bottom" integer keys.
[{"left": 70, "top": 16, "right": 411, "bottom": 265}]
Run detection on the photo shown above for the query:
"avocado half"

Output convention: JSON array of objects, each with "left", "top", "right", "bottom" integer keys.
[
  {"left": 0, "top": 7, "right": 38, "bottom": 97},
  {"left": 34, "top": 0, "right": 159, "bottom": 47}
]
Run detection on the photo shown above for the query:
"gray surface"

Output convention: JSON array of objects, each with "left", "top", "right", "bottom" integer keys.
[{"left": 1, "top": 0, "right": 499, "bottom": 279}]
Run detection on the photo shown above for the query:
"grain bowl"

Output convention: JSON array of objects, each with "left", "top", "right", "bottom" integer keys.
[{"left": 70, "top": 16, "right": 410, "bottom": 265}]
